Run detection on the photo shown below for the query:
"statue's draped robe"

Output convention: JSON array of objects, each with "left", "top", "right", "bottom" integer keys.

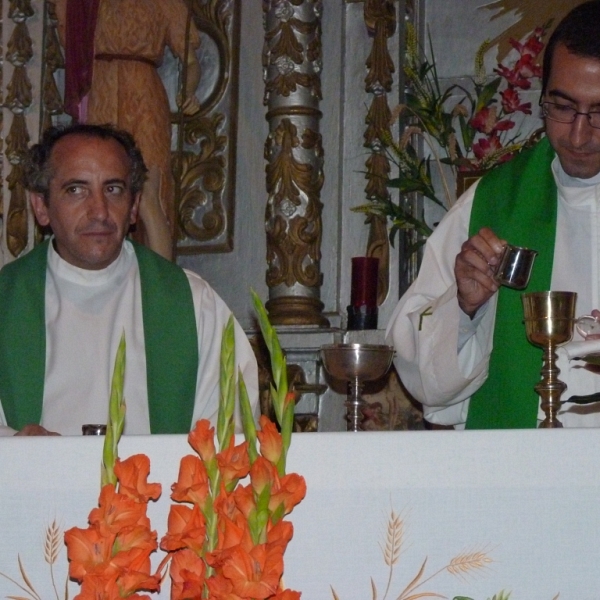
[{"left": 56, "top": 0, "right": 200, "bottom": 236}]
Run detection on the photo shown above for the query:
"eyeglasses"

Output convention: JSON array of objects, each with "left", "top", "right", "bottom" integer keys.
[{"left": 540, "top": 101, "right": 600, "bottom": 129}]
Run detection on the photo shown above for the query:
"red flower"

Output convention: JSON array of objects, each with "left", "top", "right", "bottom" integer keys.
[
  {"left": 509, "top": 30, "right": 545, "bottom": 58},
  {"left": 114, "top": 454, "right": 161, "bottom": 503},
  {"left": 469, "top": 107, "right": 498, "bottom": 134},
  {"left": 472, "top": 135, "right": 503, "bottom": 161},
  {"left": 500, "top": 88, "right": 531, "bottom": 115}
]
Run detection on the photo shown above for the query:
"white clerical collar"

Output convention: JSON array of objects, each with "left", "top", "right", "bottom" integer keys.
[
  {"left": 47, "top": 238, "right": 133, "bottom": 286},
  {"left": 553, "top": 156, "right": 600, "bottom": 188}
]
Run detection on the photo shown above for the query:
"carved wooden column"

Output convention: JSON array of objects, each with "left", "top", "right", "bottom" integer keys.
[
  {"left": 4, "top": 0, "right": 34, "bottom": 259},
  {"left": 363, "top": 0, "right": 396, "bottom": 305},
  {"left": 262, "top": 0, "right": 329, "bottom": 327}
]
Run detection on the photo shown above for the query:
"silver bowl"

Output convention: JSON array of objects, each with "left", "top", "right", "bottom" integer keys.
[{"left": 320, "top": 343, "right": 394, "bottom": 383}]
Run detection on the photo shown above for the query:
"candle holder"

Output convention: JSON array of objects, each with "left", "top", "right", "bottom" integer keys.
[{"left": 347, "top": 257, "right": 379, "bottom": 330}]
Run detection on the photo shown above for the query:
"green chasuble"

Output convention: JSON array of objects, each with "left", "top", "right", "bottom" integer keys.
[
  {"left": 466, "top": 137, "right": 557, "bottom": 429},
  {"left": 0, "top": 240, "right": 198, "bottom": 433}
]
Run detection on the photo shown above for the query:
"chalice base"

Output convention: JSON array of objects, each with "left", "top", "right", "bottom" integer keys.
[
  {"left": 345, "top": 380, "right": 366, "bottom": 432},
  {"left": 534, "top": 347, "right": 567, "bottom": 428}
]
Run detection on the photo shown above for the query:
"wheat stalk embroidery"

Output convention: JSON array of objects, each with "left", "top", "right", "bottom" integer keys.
[{"left": 0, "top": 520, "right": 68, "bottom": 600}]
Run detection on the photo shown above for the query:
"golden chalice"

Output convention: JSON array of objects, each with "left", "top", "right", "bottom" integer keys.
[{"left": 522, "top": 291, "right": 577, "bottom": 428}]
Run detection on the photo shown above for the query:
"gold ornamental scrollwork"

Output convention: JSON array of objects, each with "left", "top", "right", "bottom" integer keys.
[
  {"left": 265, "top": 118, "right": 323, "bottom": 290},
  {"left": 41, "top": 0, "right": 65, "bottom": 133},
  {"left": 363, "top": 0, "right": 396, "bottom": 305},
  {"left": 174, "top": 0, "right": 239, "bottom": 254},
  {"left": 176, "top": 113, "right": 227, "bottom": 243},
  {"left": 5, "top": 0, "right": 35, "bottom": 258},
  {"left": 263, "top": 0, "right": 328, "bottom": 328}
]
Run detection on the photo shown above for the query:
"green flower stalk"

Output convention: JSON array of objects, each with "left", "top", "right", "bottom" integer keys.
[
  {"left": 238, "top": 369, "right": 258, "bottom": 464},
  {"left": 101, "top": 332, "right": 126, "bottom": 487},
  {"left": 250, "top": 289, "right": 293, "bottom": 474},
  {"left": 217, "top": 316, "right": 236, "bottom": 450}
]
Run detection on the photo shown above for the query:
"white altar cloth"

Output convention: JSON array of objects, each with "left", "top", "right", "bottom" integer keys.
[{"left": 1, "top": 430, "right": 600, "bottom": 599}]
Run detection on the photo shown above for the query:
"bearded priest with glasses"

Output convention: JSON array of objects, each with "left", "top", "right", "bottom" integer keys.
[{"left": 387, "top": 0, "right": 600, "bottom": 430}]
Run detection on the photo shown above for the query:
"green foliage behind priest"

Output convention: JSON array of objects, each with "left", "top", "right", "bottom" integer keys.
[{"left": 0, "top": 123, "right": 259, "bottom": 436}]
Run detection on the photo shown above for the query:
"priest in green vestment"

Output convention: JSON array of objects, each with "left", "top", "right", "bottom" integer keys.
[
  {"left": 387, "top": 0, "right": 600, "bottom": 429},
  {"left": 0, "top": 123, "right": 258, "bottom": 436}
]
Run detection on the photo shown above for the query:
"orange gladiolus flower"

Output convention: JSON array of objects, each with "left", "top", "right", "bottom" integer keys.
[
  {"left": 116, "top": 567, "right": 161, "bottom": 596},
  {"left": 271, "top": 590, "right": 302, "bottom": 600},
  {"left": 113, "top": 524, "right": 157, "bottom": 556},
  {"left": 257, "top": 416, "right": 283, "bottom": 466},
  {"left": 266, "top": 519, "right": 293, "bottom": 553},
  {"left": 170, "top": 454, "right": 210, "bottom": 507},
  {"left": 160, "top": 504, "right": 206, "bottom": 554},
  {"left": 188, "top": 419, "right": 217, "bottom": 463},
  {"left": 268, "top": 473, "right": 307, "bottom": 517},
  {"left": 218, "top": 438, "right": 251, "bottom": 489},
  {"left": 169, "top": 548, "right": 206, "bottom": 600},
  {"left": 89, "top": 484, "right": 151, "bottom": 537},
  {"left": 77, "top": 572, "right": 121, "bottom": 599},
  {"left": 114, "top": 454, "right": 162, "bottom": 503},
  {"left": 249, "top": 456, "right": 278, "bottom": 497},
  {"left": 206, "top": 572, "right": 244, "bottom": 600},
  {"left": 231, "top": 483, "right": 256, "bottom": 520},
  {"left": 64, "top": 526, "right": 114, "bottom": 580},
  {"left": 221, "top": 543, "right": 285, "bottom": 599}
]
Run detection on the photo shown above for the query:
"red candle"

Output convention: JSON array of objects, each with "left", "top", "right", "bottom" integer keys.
[{"left": 350, "top": 257, "right": 379, "bottom": 308}]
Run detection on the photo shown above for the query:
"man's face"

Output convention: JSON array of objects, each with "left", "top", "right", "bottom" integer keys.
[
  {"left": 30, "top": 134, "right": 140, "bottom": 270},
  {"left": 544, "top": 43, "right": 600, "bottom": 179}
]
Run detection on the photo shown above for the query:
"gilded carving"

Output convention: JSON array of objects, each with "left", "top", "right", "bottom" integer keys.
[
  {"left": 265, "top": 118, "right": 323, "bottom": 289},
  {"left": 39, "top": 2, "right": 64, "bottom": 158},
  {"left": 6, "top": 22, "right": 32, "bottom": 66},
  {"left": 171, "top": 0, "right": 239, "bottom": 253},
  {"left": 8, "top": 0, "right": 34, "bottom": 23},
  {"left": 5, "top": 67, "right": 32, "bottom": 114},
  {"left": 363, "top": 0, "right": 396, "bottom": 304},
  {"left": 176, "top": 113, "right": 228, "bottom": 246},
  {"left": 263, "top": 0, "right": 327, "bottom": 327},
  {"left": 6, "top": 163, "right": 28, "bottom": 257},
  {"left": 5, "top": 1, "right": 34, "bottom": 257}
]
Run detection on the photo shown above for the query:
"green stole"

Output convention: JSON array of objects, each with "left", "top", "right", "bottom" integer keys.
[
  {"left": 0, "top": 240, "right": 198, "bottom": 433},
  {"left": 465, "top": 137, "right": 557, "bottom": 429}
]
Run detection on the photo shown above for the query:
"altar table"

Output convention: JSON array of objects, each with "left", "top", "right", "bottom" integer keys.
[{"left": 2, "top": 430, "right": 600, "bottom": 599}]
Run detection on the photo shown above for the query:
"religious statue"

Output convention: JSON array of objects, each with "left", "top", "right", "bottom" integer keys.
[{"left": 50, "top": 0, "right": 202, "bottom": 260}]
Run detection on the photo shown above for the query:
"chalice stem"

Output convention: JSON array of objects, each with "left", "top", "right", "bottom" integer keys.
[
  {"left": 535, "top": 343, "right": 566, "bottom": 428},
  {"left": 346, "top": 378, "right": 366, "bottom": 432}
]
